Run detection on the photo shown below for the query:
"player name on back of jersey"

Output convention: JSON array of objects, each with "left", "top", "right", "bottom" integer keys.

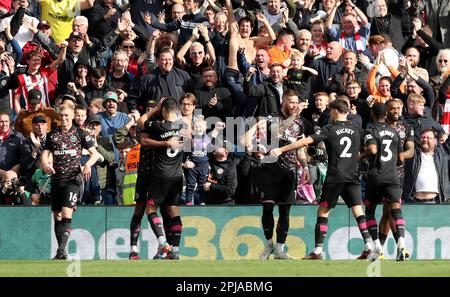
[
  {"left": 160, "top": 130, "right": 180, "bottom": 139},
  {"left": 335, "top": 128, "right": 355, "bottom": 135},
  {"left": 378, "top": 130, "right": 395, "bottom": 138}
]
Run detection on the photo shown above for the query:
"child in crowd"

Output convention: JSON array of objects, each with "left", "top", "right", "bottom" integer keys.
[
  {"left": 182, "top": 116, "right": 225, "bottom": 205},
  {"left": 286, "top": 50, "right": 318, "bottom": 99}
]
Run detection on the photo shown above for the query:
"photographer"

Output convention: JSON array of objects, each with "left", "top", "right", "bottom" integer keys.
[{"left": 0, "top": 170, "right": 28, "bottom": 205}]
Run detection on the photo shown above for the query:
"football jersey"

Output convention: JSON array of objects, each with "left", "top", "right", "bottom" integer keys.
[
  {"left": 43, "top": 126, "right": 94, "bottom": 182},
  {"left": 144, "top": 120, "right": 184, "bottom": 178},
  {"left": 277, "top": 115, "right": 305, "bottom": 171},
  {"left": 311, "top": 121, "right": 364, "bottom": 182},
  {"left": 364, "top": 122, "right": 403, "bottom": 185}
]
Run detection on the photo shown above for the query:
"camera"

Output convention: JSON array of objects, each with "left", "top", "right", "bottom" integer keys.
[
  {"left": 307, "top": 146, "right": 326, "bottom": 158},
  {"left": 11, "top": 177, "right": 27, "bottom": 192}
]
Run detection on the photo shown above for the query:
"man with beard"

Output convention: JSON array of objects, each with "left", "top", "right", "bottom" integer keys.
[
  {"left": 244, "top": 63, "right": 287, "bottom": 117},
  {"left": 194, "top": 67, "right": 232, "bottom": 120},
  {"left": 251, "top": 90, "right": 308, "bottom": 260}
]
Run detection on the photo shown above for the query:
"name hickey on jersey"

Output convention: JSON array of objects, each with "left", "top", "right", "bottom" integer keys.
[{"left": 335, "top": 128, "right": 355, "bottom": 135}]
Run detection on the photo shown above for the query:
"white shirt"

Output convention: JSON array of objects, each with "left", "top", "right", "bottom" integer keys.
[{"left": 415, "top": 152, "right": 439, "bottom": 194}]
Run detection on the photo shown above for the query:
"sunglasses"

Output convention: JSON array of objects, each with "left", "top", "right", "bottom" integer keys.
[
  {"left": 439, "top": 59, "right": 448, "bottom": 63},
  {"left": 191, "top": 51, "right": 204, "bottom": 56},
  {"left": 122, "top": 45, "right": 135, "bottom": 49}
]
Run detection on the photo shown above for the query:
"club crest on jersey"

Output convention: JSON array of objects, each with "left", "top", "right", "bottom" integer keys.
[
  {"left": 292, "top": 124, "right": 300, "bottom": 132},
  {"left": 399, "top": 131, "right": 406, "bottom": 139},
  {"left": 217, "top": 168, "right": 224, "bottom": 175},
  {"left": 70, "top": 135, "right": 78, "bottom": 143}
]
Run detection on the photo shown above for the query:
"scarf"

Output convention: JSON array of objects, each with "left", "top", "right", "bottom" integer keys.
[
  {"left": 0, "top": 128, "right": 11, "bottom": 142},
  {"left": 340, "top": 30, "right": 364, "bottom": 52},
  {"left": 441, "top": 93, "right": 450, "bottom": 133}
]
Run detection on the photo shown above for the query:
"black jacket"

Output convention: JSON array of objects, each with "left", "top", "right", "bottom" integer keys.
[
  {"left": 403, "top": 112, "right": 445, "bottom": 145},
  {"left": 309, "top": 57, "right": 343, "bottom": 95},
  {"left": 129, "top": 67, "right": 191, "bottom": 111},
  {"left": 391, "top": 74, "right": 435, "bottom": 108},
  {"left": 204, "top": 156, "right": 238, "bottom": 205},
  {"left": 244, "top": 79, "right": 286, "bottom": 117},
  {"left": 151, "top": 12, "right": 210, "bottom": 50},
  {"left": 370, "top": 13, "right": 406, "bottom": 52},
  {"left": 193, "top": 86, "right": 232, "bottom": 120}
]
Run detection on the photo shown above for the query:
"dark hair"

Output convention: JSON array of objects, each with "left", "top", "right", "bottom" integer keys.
[
  {"left": 118, "top": 140, "right": 135, "bottom": 151},
  {"left": 421, "top": 127, "right": 438, "bottom": 138},
  {"left": 238, "top": 16, "right": 254, "bottom": 29},
  {"left": 371, "top": 102, "right": 387, "bottom": 120},
  {"left": 162, "top": 97, "right": 178, "bottom": 112},
  {"left": 91, "top": 67, "right": 106, "bottom": 79},
  {"left": 201, "top": 66, "right": 216, "bottom": 74},
  {"left": 328, "top": 99, "right": 349, "bottom": 114},
  {"left": 277, "top": 28, "right": 295, "bottom": 42},
  {"left": 157, "top": 46, "right": 174, "bottom": 59},
  {"left": 75, "top": 105, "right": 87, "bottom": 112},
  {"left": 26, "top": 51, "right": 43, "bottom": 60},
  {"left": 379, "top": 76, "right": 392, "bottom": 85}
]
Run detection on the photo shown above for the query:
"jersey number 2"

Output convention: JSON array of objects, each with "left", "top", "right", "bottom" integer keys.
[{"left": 340, "top": 136, "right": 352, "bottom": 158}]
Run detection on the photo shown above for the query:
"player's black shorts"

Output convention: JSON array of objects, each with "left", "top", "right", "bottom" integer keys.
[
  {"left": 259, "top": 163, "right": 296, "bottom": 204},
  {"left": 51, "top": 178, "right": 82, "bottom": 211},
  {"left": 364, "top": 183, "right": 402, "bottom": 206},
  {"left": 320, "top": 179, "right": 361, "bottom": 209},
  {"left": 147, "top": 175, "right": 183, "bottom": 206},
  {"left": 134, "top": 171, "right": 153, "bottom": 205}
]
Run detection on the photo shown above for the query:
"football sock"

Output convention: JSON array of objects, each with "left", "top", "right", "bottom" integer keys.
[
  {"left": 276, "top": 204, "right": 290, "bottom": 244},
  {"left": 130, "top": 214, "right": 142, "bottom": 250},
  {"left": 356, "top": 215, "right": 373, "bottom": 250},
  {"left": 170, "top": 216, "right": 183, "bottom": 247},
  {"left": 58, "top": 218, "right": 72, "bottom": 253},
  {"left": 148, "top": 212, "right": 166, "bottom": 244},
  {"left": 365, "top": 207, "right": 379, "bottom": 241},
  {"left": 54, "top": 220, "right": 62, "bottom": 246},
  {"left": 378, "top": 232, "right": 388, "bottom": 246},
  {"left": 391, "top": 208, "right": 405, "bottom": 244},
  {"left": 162, "top": 213, "right": 173, "bottom": 245},
  {"left": 262, "top": 203, "right": 275, "bottom": 240},
  {"left": 314, "top": 216, "right": 328, "bottom": 249}
]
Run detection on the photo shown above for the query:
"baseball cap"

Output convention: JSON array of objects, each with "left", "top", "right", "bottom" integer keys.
[
  {"left": 146, "top": 99, "right": 157, "bottom": 109},
  {"left": 28, "top": 89, "right": 42, "bottom": 104},
  {"left": 102, "top": 91, "right": 119, "bottom": 107},
  {"left": 86, "top": 114, "right": 101, "bottom": 125},
  {"left": 32, "top": 115, "right": 47, "bottom": 124},
  {"left": 37, "top": 20, "right": 51, "bottom": 30},
  {"left": 68, "top": 31, "right": 83, "bottom": 40},
  {"left": 62, "top": 94, "right": 77, "bottom": 103}
]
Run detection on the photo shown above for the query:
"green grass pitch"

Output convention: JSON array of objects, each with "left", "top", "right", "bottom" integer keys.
[{"left": 0, "top": 260, "right": 449, "bottom": 277}]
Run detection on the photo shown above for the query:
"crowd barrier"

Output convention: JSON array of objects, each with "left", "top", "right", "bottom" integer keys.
[{"left": 0, "top": 205, "right": 449, "bottom": 260}]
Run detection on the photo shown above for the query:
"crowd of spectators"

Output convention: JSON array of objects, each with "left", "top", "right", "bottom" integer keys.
[{"left": 0, "top": 0, "right": 450, "bottom": 206}]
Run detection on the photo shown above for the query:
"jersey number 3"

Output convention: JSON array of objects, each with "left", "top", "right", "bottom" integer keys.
[{"left": 380, "top": 139, "right": 393, "bottom": 162}]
